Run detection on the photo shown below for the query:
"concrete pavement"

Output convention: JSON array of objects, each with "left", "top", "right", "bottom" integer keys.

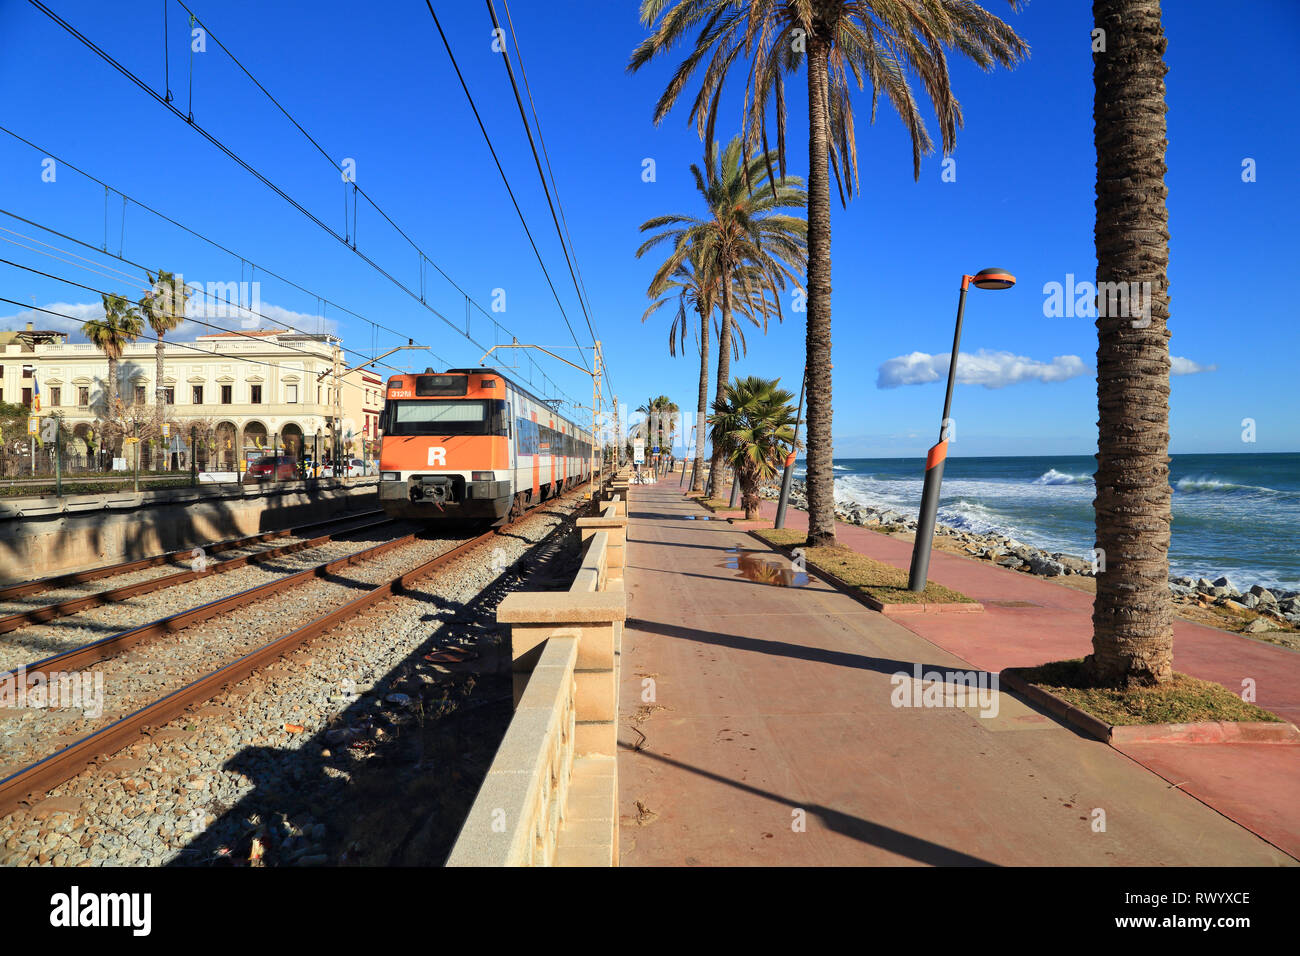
[
  {"left": 616, "top": 483, "right": 1294, "bottom": 865},
  {"left": 755, "top": 495, "right": 1300, "bottom": 859}
]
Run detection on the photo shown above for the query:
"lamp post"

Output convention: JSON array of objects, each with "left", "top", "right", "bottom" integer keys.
[{"left": 907, "top": 267, "right": 1016, "bottom": 591}]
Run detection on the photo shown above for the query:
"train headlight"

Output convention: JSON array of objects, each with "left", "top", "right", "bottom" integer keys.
[
  {"left": 381, "top": 471, "right": 400, "bottom": 481},
  {"left": 471, "top": 471, "right": 494, "bottom": 482}
]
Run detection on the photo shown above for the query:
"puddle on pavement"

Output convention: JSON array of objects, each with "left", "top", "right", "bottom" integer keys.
[
  {"left": 720, "top": 547, "right": 811, "bottom": 588},
  {"left": 683, "top": 515, "right": 714, "bottom": 520}
]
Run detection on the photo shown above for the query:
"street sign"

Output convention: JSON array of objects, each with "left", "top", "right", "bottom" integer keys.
[
  {"left": 161, "top": 423, "right": 171, "bottom": 438},
  {"left": 27, "top": 416, "right": 38, "bottom": 435},
  {"left": 632, "top": 439, "right": 645, "bottom": 464}
]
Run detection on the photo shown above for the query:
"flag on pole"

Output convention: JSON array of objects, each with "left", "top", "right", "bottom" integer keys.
[{"left": 31, "top": 371, "right": 40, "bottom": 413}]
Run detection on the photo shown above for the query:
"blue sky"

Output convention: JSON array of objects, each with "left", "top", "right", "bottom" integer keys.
[{"left": 1, "top": 0, "right": 1296, "bottom": 457}]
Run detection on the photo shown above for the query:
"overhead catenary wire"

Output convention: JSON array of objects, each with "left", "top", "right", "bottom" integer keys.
[
  {"left": 485, "top": 1, "right": 595, "bottom": 346},
  {"left": 499, "top": 0, "right": 611, "bottom": 404},
  {"left": 23, "top": 2, "right": 588, "bottom": 410},
  {"left": 0, "top": 125, "right": 435, "bottom": 369},
  {"left": 424, "top": 0, "right": 591, "bottom": 375},
  {"left": 170, "top": 0, "right": 593, "bottom": 404},
  {"left": 0, "top": 215, "right": 448, "bottom": 376},
  {"left": 0, "top": 292, "right": 373, "bottom": 399}
]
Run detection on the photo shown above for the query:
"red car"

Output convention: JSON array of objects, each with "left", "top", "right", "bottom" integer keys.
[{"left": 244, "top": 455, "right": 299, "bottom": 482}]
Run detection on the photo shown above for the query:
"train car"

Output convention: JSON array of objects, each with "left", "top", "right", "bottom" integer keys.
[{"left": 377, "top": 368, "right": 594, "bottom": 521}]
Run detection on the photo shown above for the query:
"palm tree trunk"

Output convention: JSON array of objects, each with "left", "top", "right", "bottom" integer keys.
[
  {"left": 1087, "top": 0, "right": 1173, "bottom": 687},
  {"left": 106, "top": 356, "right": 118, "bottom": 418},
  {"left": 155, "top": 339, "right": 167, "bottom": 470},
  {"left": 691, "top": 306, "right": 709, "bottom": 492},
  {"left": 803, "top": 35, "right": 836, "bottom": 548},
  {"left": 706, "top": 281, "right": 734, "bottom": 497},
  {"left": 105, "top": 355, "right": 119, "bottom": 459}
]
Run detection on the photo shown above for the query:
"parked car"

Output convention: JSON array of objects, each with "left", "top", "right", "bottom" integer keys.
[
  {"left": 342, "top": 457, "right": 378, "bottom": 477},
  {"left": 244, "top": 456, "right": 299, "bottom": 482}
]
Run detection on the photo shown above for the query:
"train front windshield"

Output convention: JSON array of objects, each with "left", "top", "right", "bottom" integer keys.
[{"left": 385, "top": 400, "right": 505, "bottom": 436}]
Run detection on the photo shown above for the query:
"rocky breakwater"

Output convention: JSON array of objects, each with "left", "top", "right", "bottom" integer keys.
[{"left": 762, "top": 478, "right": 1300, "bottom": 633}]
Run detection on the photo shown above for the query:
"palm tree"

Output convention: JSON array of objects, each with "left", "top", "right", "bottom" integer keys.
[
  {"left": 635, "top": 396, "right": 662, "bottom": 454},
  {"left": 642, "top": 250, "right": 715, "bottom": 490},
  {"left": 637, "top": 136, "right": 806, "bottom": 498},
  {"left": 658, "top": 395, "right": 680, "bottom": 459},
  {"left": 630, "top": 0, "right": 1028, "bottom": 547},
  {"left": 641, "top": 242, "right": 779, "bottom": 491},
  {"left": 640, "top": 394, "right": 679, "bottom": 462},
  {"left": 708, "top": 375, "right": 799, "bottom": 519},
  {"left": 140, "top": 269, "right": 190, "bottom": 470},
  {"left": 85, "top": 293, "right": 143, "bottom": 430},
  {"left": 1086, "top": 0, "right": 1173, "bottom": 688}
]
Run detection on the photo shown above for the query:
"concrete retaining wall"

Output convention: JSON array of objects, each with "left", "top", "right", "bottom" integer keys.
[
  {"left": 0, "top": 479, "right": 379, "bottom": 584},
  {"left": 447, "top": 473, "right": 629, "bottom": 867}
]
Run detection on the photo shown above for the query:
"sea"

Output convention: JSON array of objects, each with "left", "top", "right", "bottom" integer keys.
[{"left": 792, "top": 453, "right": 1300, "bottom": 592}]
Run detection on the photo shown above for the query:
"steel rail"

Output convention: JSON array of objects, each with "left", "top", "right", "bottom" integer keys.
[
  {"left": 0, "top": 516, "right": 395, "bottom": 635},
  {"left": 3, "top": 527, "right": 428, "bottom": 685},
  {"left": 0, "top": 479, "right": 600, "bottom": 818},
  {"left": 0, "top": 510, "right": 385, "bottom": 601}
]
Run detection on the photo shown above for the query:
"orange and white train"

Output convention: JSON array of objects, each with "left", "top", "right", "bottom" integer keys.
[{"left": 377, "top": 368, "right": 594, "bottom": 521}]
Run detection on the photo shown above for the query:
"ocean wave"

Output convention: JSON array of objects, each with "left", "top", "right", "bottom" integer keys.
[
  {"left": 1035, "top": 469, "right": 1092, "bottom": 486},
  {"left": 937, "top": 499, "right": 1020, "bottom": 537},
  {"left": 1175, "top": 476, "right": 1283, "bottom": 496}
]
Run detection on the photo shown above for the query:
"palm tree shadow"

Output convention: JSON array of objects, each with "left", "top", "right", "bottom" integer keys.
[{"left": 623, "top": 745, "right": 996, "bottom": 866}]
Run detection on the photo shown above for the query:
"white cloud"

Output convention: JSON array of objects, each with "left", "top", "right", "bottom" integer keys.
[
  {"left": 876, "top": 349, "right": 1090, "bottom": 389},
  {"left": 0, "top": 301, "right": 104, "bottom": 340},
  {"left": 1170, "top": 356, "right": 1217, "bottom": 375},
  {"left": 1, "top": 299, "right": 335, "bottom": 344}
]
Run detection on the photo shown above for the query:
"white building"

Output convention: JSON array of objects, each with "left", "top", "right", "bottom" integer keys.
[{"left": 2, "top": 326, "right": 375, "bottom": 469}]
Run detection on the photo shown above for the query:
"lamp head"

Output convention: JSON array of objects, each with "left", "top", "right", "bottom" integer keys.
[{"left": 971, "top": 267, "right": 1015, "bottom": 290}]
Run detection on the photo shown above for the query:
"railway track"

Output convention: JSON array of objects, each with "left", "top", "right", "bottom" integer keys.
[
  {"left": 0, "top": 509, "right": 387, "bottom": 601},
  {"left": 0, "top": 480, "right": 602, "bottom": 820},
  {"left": 0, "top": 512, "right": 394, "bottom": 635}
]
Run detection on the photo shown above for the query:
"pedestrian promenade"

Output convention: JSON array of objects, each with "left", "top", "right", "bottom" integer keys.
[
  {"left": 616, "top": 482, "right": 1295, "bottom": 865},
  {"left": 752, "top": 495, "right": 1300, "bottom": 859}
]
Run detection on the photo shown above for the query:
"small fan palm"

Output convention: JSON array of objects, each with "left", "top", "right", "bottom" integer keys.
[{"left": 708, "top": 375, "right": 799, "bottom": 519}]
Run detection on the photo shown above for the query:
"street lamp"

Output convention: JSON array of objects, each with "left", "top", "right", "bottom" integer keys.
[{"left": 907, "top": 267, "right": 1016, "bottom": 592}]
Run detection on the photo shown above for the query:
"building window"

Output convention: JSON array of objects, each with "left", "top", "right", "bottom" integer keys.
[
  {"left": 134, "top": 385, "right": 146, "bottom": 405},
  {"left": 250, "top": 385, "right": 263, "bottom": 404},
  {"left": 49, "top": 387, "right": 61, "bottom": 407},
  {"left": 163, "top": 386, "right": 175, "bottom": 404},
  {"left": 221, "top": 385, "right": 232, "bottom": 405},
  {"left": 286, "top": 384, "right": 298, "bottom": 404},
  {"left": 192, "top": 385, "right": 203, "bottom": 404},
  {"left": 78, "top": 387, "right": 89, "bottom": 407},
  {"left": 22, "top": 387, "right": 32, "bottom": 407}
]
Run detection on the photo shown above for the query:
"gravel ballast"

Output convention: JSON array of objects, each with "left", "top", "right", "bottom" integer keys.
[{"left": 0, "top": 491, "right": 590, "bottom": 867}]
